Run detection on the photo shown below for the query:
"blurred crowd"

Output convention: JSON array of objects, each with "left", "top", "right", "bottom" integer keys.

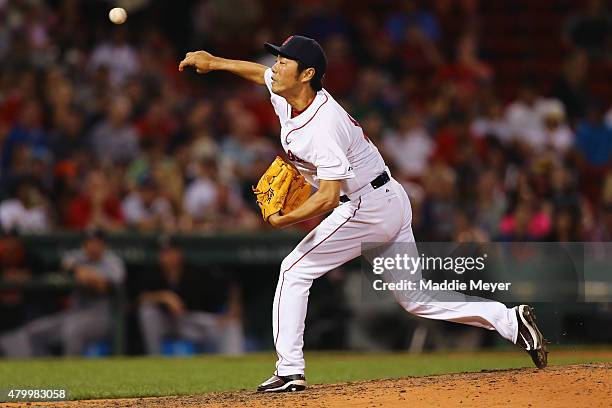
[{"left": 0, "top": 0, "right": 611, "bottom": 242}]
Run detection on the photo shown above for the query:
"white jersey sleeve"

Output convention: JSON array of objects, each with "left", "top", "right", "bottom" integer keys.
[
  {"left": 313, "top": 123, "right": 356, "bottom": 180},
  {"left": 264, "top": 68, "right": 289, "bottom": 121}
]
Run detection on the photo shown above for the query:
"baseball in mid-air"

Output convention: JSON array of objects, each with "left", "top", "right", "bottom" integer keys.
[{"left": 109, "top": 7, "right": 127, "bottom": 25}]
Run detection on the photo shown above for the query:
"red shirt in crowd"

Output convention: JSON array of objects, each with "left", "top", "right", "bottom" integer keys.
[{"left": 65, "top": 195, "right": 124, "bottom": 229}]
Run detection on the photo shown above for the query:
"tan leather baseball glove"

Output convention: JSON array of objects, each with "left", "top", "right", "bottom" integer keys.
[{"left": 253, "top": 156, "right": 311, "bottom": 221}]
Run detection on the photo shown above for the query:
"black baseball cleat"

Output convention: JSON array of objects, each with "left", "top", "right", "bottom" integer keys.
[
  {"left": 256, "top": 374, "right": 307, "bottom": 392},
  {"left": 515, "top": 304, "right": 548, "bottom": 369}
]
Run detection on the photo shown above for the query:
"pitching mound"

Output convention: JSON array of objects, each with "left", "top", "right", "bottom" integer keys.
[{"left": 27, "top": 363, "right": 611, "bottom": 408}]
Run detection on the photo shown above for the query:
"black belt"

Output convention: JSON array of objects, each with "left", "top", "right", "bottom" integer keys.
[{"left": 340, "top": 171, "right": 390, "bottom": 203}]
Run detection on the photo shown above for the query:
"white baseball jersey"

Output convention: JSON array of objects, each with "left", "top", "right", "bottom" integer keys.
[
  {"left": 264, "top": 68, "right": 386, "bottom": 195},
  {"left": 262, "top": 67, "right": 519, "bottom": 378}
]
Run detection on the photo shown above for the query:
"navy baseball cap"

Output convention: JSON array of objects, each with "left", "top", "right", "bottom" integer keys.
[{"left": 265, "top": 35, "right": 327, "bottom": 79}]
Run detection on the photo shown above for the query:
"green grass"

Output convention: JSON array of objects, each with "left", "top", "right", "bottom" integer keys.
[{"left": 0, "top": 349, "right": 610, "bottom": 400}]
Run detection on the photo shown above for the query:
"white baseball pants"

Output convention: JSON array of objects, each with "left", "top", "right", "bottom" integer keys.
[{"left": 272, "top": 178, "right": 519, "bottom": 376}]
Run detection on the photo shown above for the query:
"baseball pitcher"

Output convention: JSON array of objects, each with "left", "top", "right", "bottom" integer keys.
[{"left": 179, "top": 35, "right": 548, "bottom": 392}]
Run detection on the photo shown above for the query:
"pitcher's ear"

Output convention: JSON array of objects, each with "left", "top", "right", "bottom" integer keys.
[{"left": 301, "top": 67, "right": 315, "bottom": 83}]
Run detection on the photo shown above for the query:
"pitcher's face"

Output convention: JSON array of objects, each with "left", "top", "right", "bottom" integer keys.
[{"left": 270, "top": 56, "right": 300, "bottom": 95}]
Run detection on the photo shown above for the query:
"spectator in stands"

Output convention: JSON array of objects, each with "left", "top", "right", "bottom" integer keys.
[
  {"left": 523, "top": 99, "right": 574, "bottom": 154},
  {"left": 205, "top": 183, "right": 259, "bottom": 231},
  {"left": 501, "top": 169, "right": 553, "bottom": 241},
  {"left": 189, "top": 130, "right": 218, "bottom": 164},
  {"left": 219, "top": 106, "right": 275, "bottom": 182},
  {"left": 0, "top": 228, "right": 125, "bottom": 357},
  {"left": 138, "top": 236, "right": 244, "bottom": 355},
  {"left": 44, "top": 69, "right": 76, "bottom": 128},
  {"left": 89, "top": 95, "right": 140, "bottom": 166},
  {"left": 436, "top": 31, "right": 492, "bottom": 99},
  {"left": 575, "top": 101, "right": 612, "bottom": 203},
  {"left": 1, "top": 99, "right": 50, "bottom": 180},
  {"left": 431, "top": 114, "right": 476, "bottom": 167},
  {"left": 382, "top": 112, "right": 433, "bottom": 180},
  {"left": 504, "top": 81, "right": 547, "bottom": 144},
  {"left": 121, "top": 176, "right": 176, "bottom": 232},
  {"left": 89, "top": 28, "right": 140, "bottom": 87},
  {"left": 125, "top": 139, "right": 166, "bottom": 189},
  {"left": 76, "top": 65, "right": 112, "bottom": 120},
  {"left": 135, "top": 98, "right": 179, "bottom": 149},
  {"left": 575, "top": 101, "right": 612, "bottom": 168},
  {"left": 498, "top": 202, "right": 551, "bottom": 242},
  {"left": 181, "top": 159, "right": 218, "bottom": 231},
  {"left": 65, "top": 169, "right": 124, "bottom": 230},
  {"left": 0, "top": 177, "right": 50, "bottom": 233},
  {"left": 470, "top": 100, "right": 512, "bottom": 144},
  {"left": 151, "top": 153, "right": 185, "bottom": 219}
]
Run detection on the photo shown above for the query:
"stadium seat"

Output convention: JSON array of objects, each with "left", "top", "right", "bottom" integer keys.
[{"left": 82, "top": 340, "right": 112, "bottom": 358}]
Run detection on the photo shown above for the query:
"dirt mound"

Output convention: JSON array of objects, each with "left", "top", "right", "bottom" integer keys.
[{"left": 25, "top": 363, "right": 612, "bottom": 408}]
